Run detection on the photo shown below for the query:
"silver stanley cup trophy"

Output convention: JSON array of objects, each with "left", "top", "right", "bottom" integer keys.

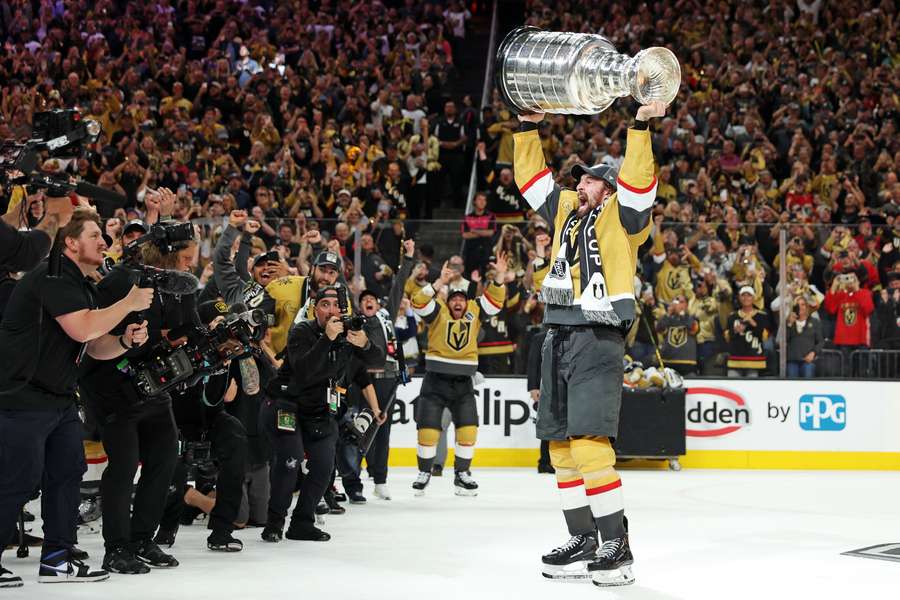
[{"left": 495, "top": 26, "right": 681, "bottom": 114}]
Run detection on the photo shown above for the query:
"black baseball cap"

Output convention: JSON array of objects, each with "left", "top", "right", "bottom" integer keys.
[
  {"left": 198, "top": 300, "right": 230, "bottom": 324},
  {"left": 314, "top": 251, "right": 341, "bottom": 269},
  {"left": 570, "top": 163, "right": 617, "bottom": 189},
  {"left": 359, "top": 289, "right": 380, "bottom": 304},
  {"left": 123, "top": 220, "right": 148, "bottom": 236},
  {"left": 252, "top": 250, "right": 280, "bottom": 268},
  {"left": 447, "top": 288, "right": 468, "bottom": 302}
]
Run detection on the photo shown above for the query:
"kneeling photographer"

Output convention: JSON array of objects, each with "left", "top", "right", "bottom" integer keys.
[
  {"left": 78, "top": 223, "right": 200, "bottom": 574},
  {"left": 154, "top": 300, "right": 254, "bottom": 553},
  {"left": 262, "top": 286, "right": 385, "bottom": 543}
]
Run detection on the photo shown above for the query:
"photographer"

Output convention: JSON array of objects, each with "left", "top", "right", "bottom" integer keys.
[
  {"left": 265, "top": 246, "right": 342, "bottom": 355},
  {"left": 0, "top": 208, "right": 152, "bottom": 585},
  {"left": 261, "top": 286, "right": 384, "bottom": 542},
  {"left": 339, "top": 239, "right": 417, "bottom": 503},
  {"left": 154, "top": 301, "right": 252, "bottom": 554},
  {"left": 78, "top": 232, "right": 201, "bottom": 574},
  {"left": 0, "top": 193, "right": 75, "bottom": 275}
]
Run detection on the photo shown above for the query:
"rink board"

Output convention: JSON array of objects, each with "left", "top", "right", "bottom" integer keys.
[{"left": 383, "top": 378, "right": 900, "bottom": 470}]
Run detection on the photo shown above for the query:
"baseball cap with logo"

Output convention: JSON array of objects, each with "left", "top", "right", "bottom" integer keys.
[{"left": 314, "top": 251, "right": 341, "bottom": 270}]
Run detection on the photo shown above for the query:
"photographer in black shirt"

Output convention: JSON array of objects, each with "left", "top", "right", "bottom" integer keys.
[
  {"left": 261, "top": 286, "right": 384, "bottom": 543},
  {"left": 0, "top": 208, "right": 152, "bottom": 586},
  {"left": 78, "top": 236, "right": 200, "bottom": 574},
  {"left": 154, "top": 300, "right": 252, "bottom": 553}
]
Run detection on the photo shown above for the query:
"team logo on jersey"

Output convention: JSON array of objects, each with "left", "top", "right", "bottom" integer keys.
[
  {"left": 667, "top": 325, "right": 688, "bottom": 348},
  {"left": 666, "top": 270, "right": 685, "bottom": 291},
  {"left": 446, "top": 320, "right": 471, "bottom": 351},
  {"left": 843, "top": 305, "right": 857, "bottom": 326},
  {"left": 464, "top": 311, "right": 475, "bottom": 322}
]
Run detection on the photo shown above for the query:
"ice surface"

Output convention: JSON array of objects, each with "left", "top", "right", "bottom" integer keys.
[{"left": 5, "top": 468, "right": 900, "bottom": 599}]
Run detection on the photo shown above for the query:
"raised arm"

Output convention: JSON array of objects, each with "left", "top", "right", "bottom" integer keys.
[
  {"left": 514, "top": 113, "right": 561, "bottom": 224},
  {"left": 385, "top": 239, "right": 416, "bottom": 320},
  {"left": 616, "top": 102, "right": 665, "bottom": 241}
]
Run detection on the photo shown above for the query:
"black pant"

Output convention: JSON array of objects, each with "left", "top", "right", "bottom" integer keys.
[
  {"left": 261, "top": 398, "right": 337, "bottom": 530},
  {"left": 99, "top": 402, "right": 178, "bottom": 550},
  {"left": 158, "top": 412, "right": 248, "bottom": 535},
  {"left": 0, "top": 405, "right": 85, "bottom": 560},
  {"left": 339, "top": 377, "right": 398, "bottom": 493},
  {"left": 440, "top": 153, "right": 467, "bottom": 208}
]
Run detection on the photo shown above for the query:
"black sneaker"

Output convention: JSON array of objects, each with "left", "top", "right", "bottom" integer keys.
[
  {"left": 261, "top": 526, "right": 283, "bottom": 543},
  {"left": 537, "top": 462, "right": 556, "bottom": 474},
  {"left": 22, "top": 510, "right": 35, "bottom": 523},
  {"left": 315, "top": 501, "right": 330, "bottom": 516},
  {"left": 431, "top": 464, "right": 443, "bottom": 477},
  {"left": 453, "top": 471, "right": 479, "bottom": 496},
  {"left": 133, "top": 539, "right": 179, "bottom": 568},
  {"left": 0, "top": 566, "right": 23, "bottom": 588},
  {"left": 102, "top": 546, "right": 150, "bottom": 575},
  {"left": 541, "top": 533, "right": 598, "bottom": 580},
  {"left": 153, "top": 527, "right": 178, "bottom": 548},
  {"left": 285, "top": 524, "right": 331, "bottom": 542},
  {"left": 588, "top": 536, "right": 635, "bottom": 587},
  {"left": 347, "top": 491, "right": 366, "bottom": 504},
  {"left": 39, "top": 549, "right": 109, "bottom": 584},
  {"left": 324, "top": 490, "right": 346, "bottom": 514},
  {"left": 70, "top": 546, "right": 88, "bottom": 561},
  {"left": 331, "top": 486, "right": 347, "bottom": 503},
  {"left": 207, "top": 530, "right": 243, "bottom": 552}
]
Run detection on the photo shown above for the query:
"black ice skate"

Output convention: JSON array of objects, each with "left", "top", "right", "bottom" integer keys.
[
  {"left": 453, "top": 471, "right": 478, "bottom": 496},
  {"left": 541, "top": 533, "right": 598, "bottom": 580},
  {"left": 412, "top": 471, "right": 431, "bottom": 496},
  {"left": 587, "top": 536, "right": 635, "bottom": 587}
]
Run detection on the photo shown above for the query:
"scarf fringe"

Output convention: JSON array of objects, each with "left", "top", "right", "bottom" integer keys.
[
  {"left": 582, "top": 309, "right": 623, "bottom": 326},
  {"left": 540, "top": 286, "right": 574, "bottom": 306}
]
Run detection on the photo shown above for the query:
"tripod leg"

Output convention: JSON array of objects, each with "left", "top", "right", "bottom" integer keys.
[{"left": 16, "top": 510, "right": 28, "bottom": 558}]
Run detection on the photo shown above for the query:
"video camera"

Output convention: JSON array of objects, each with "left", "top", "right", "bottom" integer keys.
[
  {"left": 122, "top": 221, "right": 196, "bottom": 263},
  {"left": 0, "top": 109, "right": 118, "bottom": 204},
  {"left": 131, "top": 315, "right": 257, "bottom": 397}
]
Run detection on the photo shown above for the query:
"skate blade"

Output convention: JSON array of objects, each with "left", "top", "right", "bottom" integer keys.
[
  {"left": 541, "top": 562, "right": 590, "bottom": 582},
  {"left": 591, "top": 565, "right": 635, "bottom": 587},
  {"left": 454, "top": 487, "right": 478, "bottom": 497}
]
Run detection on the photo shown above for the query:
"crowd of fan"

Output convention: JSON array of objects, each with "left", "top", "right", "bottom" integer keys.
[
  {"left": 463, "top": 0, "right": 900, "bottom": 378},
  {"left": 1, "top": 0, "right": 899, "bottom": 378}
]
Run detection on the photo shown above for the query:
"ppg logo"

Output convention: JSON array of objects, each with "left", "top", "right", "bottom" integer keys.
[{"left": 798, "top": 395, "right": 846, "bottom": 431}]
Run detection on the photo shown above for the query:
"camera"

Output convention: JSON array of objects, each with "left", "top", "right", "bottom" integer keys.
[
  {"left": 339, "top": 408, "right": 377, "bottom": 452},
  {"left": 1, "top": 109, "right": 104, "bottom": 198},
  {"left": 123, "top": 221, "right": 195, "bottom": 261},
  {"left": 181, "top": 440, "right": 217, "bottom": 479},
  {"left": 130, "top": 317, "right": 256, "bottom": 397},
  {"left": 341, "top": 314, "right": 367, "bottom": 331}
]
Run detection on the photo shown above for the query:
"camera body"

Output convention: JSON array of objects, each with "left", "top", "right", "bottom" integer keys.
[
  {"left": 123, "top": 221, "right": 195, "bottom": 261},
  {"left": 341, "top": 314, "right": 367, "bottom": 332},
  {"left": 132, "top": 317, "right": 256, "bottom": 397},
  {"left": 339, "top": 407, "right": 376, "bottom": 451}
]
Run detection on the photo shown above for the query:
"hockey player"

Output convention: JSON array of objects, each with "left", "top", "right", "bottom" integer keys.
[
  {"left": 265, "top": 250, "right": 342, "bottom": 354},
  {"left": 515, "top": 101, "right": 666, "bottom": 587},
  {"left": 410, "top": 253, "right": 509, "bottom": 496}
]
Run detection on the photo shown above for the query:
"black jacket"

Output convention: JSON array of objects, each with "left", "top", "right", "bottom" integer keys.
[{"left": 268, "top": 319, "right": 384, "bottom": 418}]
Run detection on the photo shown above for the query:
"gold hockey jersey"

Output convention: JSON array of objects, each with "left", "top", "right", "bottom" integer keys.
[{"left": 412, "top": 282, "right": 506, "bottom": 376}]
